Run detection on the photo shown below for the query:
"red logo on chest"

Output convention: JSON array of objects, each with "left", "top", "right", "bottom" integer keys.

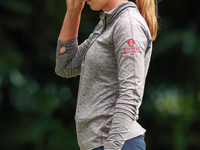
[{"left": 127, "top": 39, "right": 135, "bottom": 47}]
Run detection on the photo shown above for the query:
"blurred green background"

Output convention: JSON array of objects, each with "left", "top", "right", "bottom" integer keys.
[{"left": 0, "top": 0, "right": 200, "bottom": 150}]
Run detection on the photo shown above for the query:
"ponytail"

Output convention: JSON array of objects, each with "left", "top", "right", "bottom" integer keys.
[{"left": 129, "top": 0, "right": 158, "bottom": 41}]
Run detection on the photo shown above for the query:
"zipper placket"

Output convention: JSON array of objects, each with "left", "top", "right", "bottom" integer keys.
[{"left": 82, "top": 14, "right": 107, "bottom": 66}]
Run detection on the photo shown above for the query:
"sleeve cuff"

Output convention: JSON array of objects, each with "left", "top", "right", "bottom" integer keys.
[{"left": 57, "top": 37, "right": 77, "bottom": 54}]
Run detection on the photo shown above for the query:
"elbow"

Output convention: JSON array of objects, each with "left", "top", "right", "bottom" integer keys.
[
  {"left": 55, "top": 66, "right": 66, "bottom": 78},
  {"left": 55, "top": 65, "right": 79, "bottom": 79},
  {"left": 54, "top": 60, "right": 69, "bottom": 78},
  {"left": 55, "top": 66, "right": 70, "bottom": 78}
]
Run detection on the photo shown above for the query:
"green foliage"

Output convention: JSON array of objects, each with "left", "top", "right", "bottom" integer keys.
[{"left": 0, "top": 0, "right": 200, "bottom": 150}]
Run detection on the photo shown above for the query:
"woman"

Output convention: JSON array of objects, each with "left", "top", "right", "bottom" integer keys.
[{"left": 55, "top": 0, "right": 158, "bottom": 150}]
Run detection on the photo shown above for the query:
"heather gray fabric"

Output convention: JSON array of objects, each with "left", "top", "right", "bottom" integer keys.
[{"left": 55, "top": 1, "right": 152, "bottom": 150}]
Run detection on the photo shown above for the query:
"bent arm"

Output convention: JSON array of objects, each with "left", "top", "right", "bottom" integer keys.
[
  {"left": 104, "top": 16, "right": 152, "bottom": 150},
  {"left": 55, "top": 0, "right": 86, "bottom": 78},
  {"left": 55, "top": 10, "right": 83, "bottom": 78}
]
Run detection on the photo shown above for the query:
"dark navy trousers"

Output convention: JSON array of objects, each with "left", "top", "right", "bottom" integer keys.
[{"left": 93, "top": 135, "right": 146, "bottom": 150}]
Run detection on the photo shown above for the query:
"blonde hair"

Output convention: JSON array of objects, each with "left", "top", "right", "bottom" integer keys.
[{"left": 129, "top": 0, "right": 158, "bottom": 41}]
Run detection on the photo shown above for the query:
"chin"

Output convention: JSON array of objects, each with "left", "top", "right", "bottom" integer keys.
[
  {"left": 91, "top": 8, "right": 101, "bottom": 11},
  {"left": 89, "top": 6, "right": 102, "bottom": 11}
]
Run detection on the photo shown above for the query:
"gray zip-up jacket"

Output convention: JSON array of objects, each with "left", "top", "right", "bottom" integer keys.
[{"left": 55, "top": 1, "right": 152, "bottom": 150}]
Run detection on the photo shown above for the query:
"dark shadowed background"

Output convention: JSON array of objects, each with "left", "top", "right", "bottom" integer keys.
[{"left": 0, "top": 0, "right": 200, "bottom": 150}]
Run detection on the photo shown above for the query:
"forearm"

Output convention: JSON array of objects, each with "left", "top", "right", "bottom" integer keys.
[
  {"left": 59, "top": 11, "right": 81, "bottom": 41},
  {"left": 59, "top": 0, "right": 85, "bottom": 41}
]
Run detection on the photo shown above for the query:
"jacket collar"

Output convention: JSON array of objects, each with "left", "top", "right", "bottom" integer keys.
[{"left": 99, "top": 1, "right": 138, "bottom": 25}]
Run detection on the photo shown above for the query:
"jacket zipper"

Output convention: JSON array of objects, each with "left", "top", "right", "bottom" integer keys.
[{"left": 82, "top": 15, "right": 107, "bottom": 65}]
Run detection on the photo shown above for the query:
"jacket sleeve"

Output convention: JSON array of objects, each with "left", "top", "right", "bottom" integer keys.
[
  {"left": 55, "top": 21, "right": 103, "bottom": 78},
  {"left": 104, "top": 14, "right": 152, "bottom": 150},
  {"left": 55, "top": 37, "right": 87, "bottom": 78}
]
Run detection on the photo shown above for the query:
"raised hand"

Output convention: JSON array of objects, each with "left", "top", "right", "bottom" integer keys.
[{"left": 66, "top": 0, "right": 85, "bottom": 13}]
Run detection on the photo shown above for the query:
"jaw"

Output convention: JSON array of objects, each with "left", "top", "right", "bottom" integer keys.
[
  {"left": 86, "top": 0, "right": 111, "bottom": 12},
  {"left": 87, "top": 0, "right": 124, "bottom": 12}
]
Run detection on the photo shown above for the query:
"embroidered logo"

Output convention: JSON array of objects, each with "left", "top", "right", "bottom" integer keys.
[
  {"left": 121, "top": 39, "right": 142, "bottom": 55},
  {"left": 127, "top": 39, "right": 135, "bottom": 47},
  {"left": 121, "top": 47, "right": 142, "bottom": 54}
]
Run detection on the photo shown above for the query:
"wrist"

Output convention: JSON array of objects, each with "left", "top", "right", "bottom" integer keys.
[
  {"left": 64, "top": 10, "right": 82, "bottom": 23},
  {"left": 66, "top": 8, "right": 82, "bottom": 17}
]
